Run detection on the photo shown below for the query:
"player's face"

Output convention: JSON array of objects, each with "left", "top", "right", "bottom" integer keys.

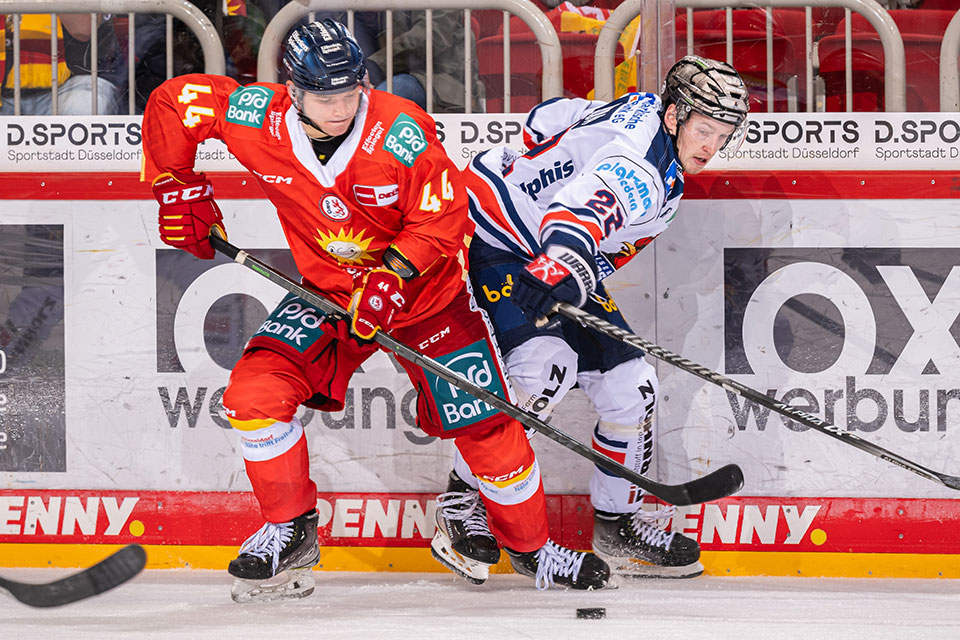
[
  {"left": 289, "top": 82, "right": 363, "bottom": 137},
  {"left": 674, "top": 111, "right": 736, "bottom": 174}
]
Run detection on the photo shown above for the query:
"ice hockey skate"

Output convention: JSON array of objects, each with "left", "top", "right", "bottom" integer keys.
[
  {"left": 505, "top": 540, "right": 610, "bottom": 590},
  {"left": 228, "top": 509, "right": 321, "bottom": 603},
  {"left": 592, "top": 506, "right": 704, "bottom": 578},
  {"left": 430, "top": 472, "right": 501, "bottom": 585}
]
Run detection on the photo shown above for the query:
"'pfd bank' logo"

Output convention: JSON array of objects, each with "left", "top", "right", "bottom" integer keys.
[
  {"left": 226, "top": 85, "right": 274, "bottom": 128},
  {"left": 383, "top": 114, "right": 427, "bottom": 167},
  {"left": 724, "top": 247, "right": 960, "bottom": 433},
  {"left": 426, "top": 340, "right": 506, "bottom": 431}
]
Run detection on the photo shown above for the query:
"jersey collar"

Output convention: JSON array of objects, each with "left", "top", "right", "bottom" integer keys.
[{"left": 286, "top": 90, "right": 369, "bottom": 188}]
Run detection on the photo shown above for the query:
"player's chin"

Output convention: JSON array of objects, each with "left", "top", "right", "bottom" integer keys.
[{"left": 323, "top": 120, "right": 353, "bottom": 136}]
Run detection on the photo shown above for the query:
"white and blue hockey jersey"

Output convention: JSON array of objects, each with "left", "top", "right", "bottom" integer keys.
[{"left": 463, "top": 93, "right": 683, "bottom": 279}]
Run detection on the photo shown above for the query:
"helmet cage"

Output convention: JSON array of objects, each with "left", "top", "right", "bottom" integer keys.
[{"left": 664, "top": 56, "right": 749, "bottom": 152}]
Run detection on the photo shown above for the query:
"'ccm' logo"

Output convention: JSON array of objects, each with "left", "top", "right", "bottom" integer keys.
[
  {"left": 161, "top": 183, "right": 213, "bottom": 204},
  {"left": 252, "top": 169, "right": 292, "bottom": 185}
]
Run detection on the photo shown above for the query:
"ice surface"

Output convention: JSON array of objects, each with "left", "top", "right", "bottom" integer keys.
[{"left": 3, "top": 570, "right": 959, "bottom": 640}]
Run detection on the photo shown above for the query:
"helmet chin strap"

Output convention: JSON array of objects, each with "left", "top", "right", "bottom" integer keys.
[
  {"left": 291, "top": 93, "right": 335, "bottom": 140},
  {"left": 291, "top": 90, "right": 339, "bottom": 140},
  {"left": 292, "top": 87, "right": 365, "bottom": 140},
  {"left": 661, "top": 108, "right": 683, "bottom": 168},
  {"left": 297, "top": 111, "right": 336, "bottom": 140}
]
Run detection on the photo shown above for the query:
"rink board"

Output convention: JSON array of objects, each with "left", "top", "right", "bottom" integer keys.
[
  {"left": 2, "top": 113, "right": 960, "bottom": 575},
  {"left": 2, "top": 490, "right": 959, "bottom": 578}
]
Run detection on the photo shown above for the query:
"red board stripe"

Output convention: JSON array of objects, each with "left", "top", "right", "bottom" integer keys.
[{"left": 2, "top": 490, "right": 959, "bottom": 555}]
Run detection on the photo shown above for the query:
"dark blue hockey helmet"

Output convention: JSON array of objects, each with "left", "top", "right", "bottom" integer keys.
[{"left": 283, "top": 19, "right": 367, "bottom": 94}]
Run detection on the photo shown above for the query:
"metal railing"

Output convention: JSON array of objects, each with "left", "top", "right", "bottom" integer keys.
[
  {"left": 940, "top": 9, "right": 960, "bottom": 111},
  {"left": 257, "top": 0, "right": 562, "bottom": 113},
  {"left": 594, "top": 0, "right": 907, "bottom": 112},
  {"left": 0, "top": 0, "right": 223, "bottom": 115}
]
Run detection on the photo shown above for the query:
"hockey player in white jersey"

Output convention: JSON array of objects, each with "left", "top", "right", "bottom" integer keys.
[{"left": 431, "top": 56, "right": 749, "bottom": 582}]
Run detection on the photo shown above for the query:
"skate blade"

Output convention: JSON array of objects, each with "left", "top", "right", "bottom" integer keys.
[
  {"left": 430, "top": 533, "right": 491, "bottom": 585},
  {"left": 230, "top": 568, "right": 316, "bottom": 603},
  {"left": 600, "top": 554, "right": 705, "bottom": 579}
]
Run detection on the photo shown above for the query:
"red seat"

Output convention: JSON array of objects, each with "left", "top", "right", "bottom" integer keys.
[
  {"left": 818, "top": 10, "right": 958, "bottom": 111},
  {"left": 675, "top": 9, "right": 797, "bottom": 112},
  {"left": 845, "top": 8, "right": 956, "bottom": 35},
  {"left": 478, "top": 32, "right": 625, "bottom": 112},
  {"left": 917, "top": 0, "right": 960, "bottom": 8}
]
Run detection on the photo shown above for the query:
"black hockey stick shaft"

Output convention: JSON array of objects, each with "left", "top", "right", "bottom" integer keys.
[
  {"left": 210, "top": 235, "right": 743, "bottom": 506},
  {"left": 553, "top": 302, "right": 960, "bottom": 491},
  {"left": 0, "top": 544, "right": 146, "bottom": 607}
]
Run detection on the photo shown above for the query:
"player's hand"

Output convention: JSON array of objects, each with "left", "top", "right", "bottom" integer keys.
[
  {"left": 152, "top": 171, "right": 224, "bottom": 259},
  {"left": 348, "top": 268, "right": 406, "bottom": 342},
  {"left": 513, "top": 244, "right": 598, "bottom": 322}
]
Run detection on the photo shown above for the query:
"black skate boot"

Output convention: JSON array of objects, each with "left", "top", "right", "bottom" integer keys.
[
  {"left": 431, "top": 471, "right": 501, "bottom": 585},
  {"left": 228, "top": 508, "right": 321, "bottom": 603},
  {"left": 505, "top": 540, "right": 610, "bottom": 590},
  {"left": 592, "top": 506, "right": 703, "bottom": 578}
]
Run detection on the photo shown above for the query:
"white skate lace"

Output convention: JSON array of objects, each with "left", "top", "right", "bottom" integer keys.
[
  {"left": 629, "top": 505, "right": 677, "bottom": 550},
  {"left": 533, "top": 540, "right": 585, "bottom": 591},
  {"left": 238, "top": 520, "right": 295, "bottom": 574},
  {"left": 436, "top": 490, "right": 496, "bottom": 539}
]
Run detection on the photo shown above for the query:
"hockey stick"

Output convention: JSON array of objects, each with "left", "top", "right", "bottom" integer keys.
[
  {"left": 551, "top": 302, "right": 960, "bottom": 491},
  {"left": 0, "top": 545, "right": 146, "bottom": 608},
  {"left": 209, "top": 235, "right": 744, "bottom": 506}
]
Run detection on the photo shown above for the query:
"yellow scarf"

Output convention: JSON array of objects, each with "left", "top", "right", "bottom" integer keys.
[{"left": 2, "top": 14, "right": 72, "bottom": 91}]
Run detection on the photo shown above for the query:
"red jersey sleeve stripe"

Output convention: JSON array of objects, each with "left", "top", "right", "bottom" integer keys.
[{"left": 541, "top": 209, "right": 603, "bottom": 245}]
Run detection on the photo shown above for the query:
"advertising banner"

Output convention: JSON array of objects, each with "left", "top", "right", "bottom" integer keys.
[
  {"left": 653, "top": 194, "right": 960, "bottom": 499},
  {"left": 2, "top": 111, "right": 959, "bottom": 571},
  {"left": 3, "top": 184, "right": 958, "bottom": 500},
  {"left": 3, "top": 489, "right": 957, "bottom": 577},
  {"left": 0, "top": 225, "right": 66, "bottom": 472},
  {"left": 4, "top": 113, "right": 960, "bottom": 173}
]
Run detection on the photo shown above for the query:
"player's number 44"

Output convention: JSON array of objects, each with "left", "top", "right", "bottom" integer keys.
[{"left": 420, "top": 169, "right": 454, "bottom": 213}]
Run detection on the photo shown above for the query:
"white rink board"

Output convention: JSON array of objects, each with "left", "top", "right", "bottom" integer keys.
[
  {"left": 652, "top": 197, "right": 960, "bottom": 499},
  {"left": 2, "top": 195, "right": 959, "bottom": 499},
  {"left": 2, "top": 109, "right": 960, "bottom": 500},
  {"left": 3, "top": 112, "right": 960, "bottom": 172}
]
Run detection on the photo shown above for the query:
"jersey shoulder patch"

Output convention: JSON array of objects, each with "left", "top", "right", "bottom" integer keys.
[
  {"left": 225, "top": 85, "right": 275, "bottom": 129},
  {"left": 382, "top": 112, "right": 428, "bottom": 167}
]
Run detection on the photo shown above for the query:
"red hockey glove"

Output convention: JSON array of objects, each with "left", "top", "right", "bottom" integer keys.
[
  {"left": 349, "top": 268, "right": 406, "bottom": 342},
  {"left": 152, "top": 171, "right": 224, "bottom": 260},
  {"left": 513, "top": 244, "right": 598, "bottom": 322}
]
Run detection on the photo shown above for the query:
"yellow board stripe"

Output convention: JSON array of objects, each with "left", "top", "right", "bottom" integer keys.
[
  {"left": 700, "top": 551, "right": 960, "bottom": 578},
  {"left": 5, "top": 545, "right": 960, "bottom": 579}
]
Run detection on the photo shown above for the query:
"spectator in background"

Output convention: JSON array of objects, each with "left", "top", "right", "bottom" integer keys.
[
  {"left": 1, "top": 14, "right": 121, "bottom": 114},
  {"left": 131, "top": 0, "right": 267, "bottom": 114},
  {"left": 367, "top": 11, "right": 485, "bottom": 113},
  {"left": 63, "top": 14, "right": 127, "bottom": 114}
]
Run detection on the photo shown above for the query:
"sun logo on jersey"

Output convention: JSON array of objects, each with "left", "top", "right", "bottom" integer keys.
[{"left": 314, "top": 227, "right": 375, "bottom": 265}]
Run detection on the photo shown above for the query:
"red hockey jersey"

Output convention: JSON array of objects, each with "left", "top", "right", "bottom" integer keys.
[{"left": 142, "top": 74, "right": 472, "bottom": 327}]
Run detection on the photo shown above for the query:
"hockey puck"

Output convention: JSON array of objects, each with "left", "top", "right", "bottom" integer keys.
[{"left": 576, "top": 607, "right": 606, "bottom": 619}]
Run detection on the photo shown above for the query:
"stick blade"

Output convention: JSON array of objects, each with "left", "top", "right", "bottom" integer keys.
[
  {"left": 657, "top": 464, "right": 745, "bottom": 506},
  {"left": 0, "top": 545, "right": 146, "bottom": 608},
  {"left": 938, "top": 473, "right": 960, "bottom": 492}
]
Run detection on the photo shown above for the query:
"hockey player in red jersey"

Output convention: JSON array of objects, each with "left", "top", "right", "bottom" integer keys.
[{"left": 141, "top": 20, "right": 609, "bottom": 601}]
